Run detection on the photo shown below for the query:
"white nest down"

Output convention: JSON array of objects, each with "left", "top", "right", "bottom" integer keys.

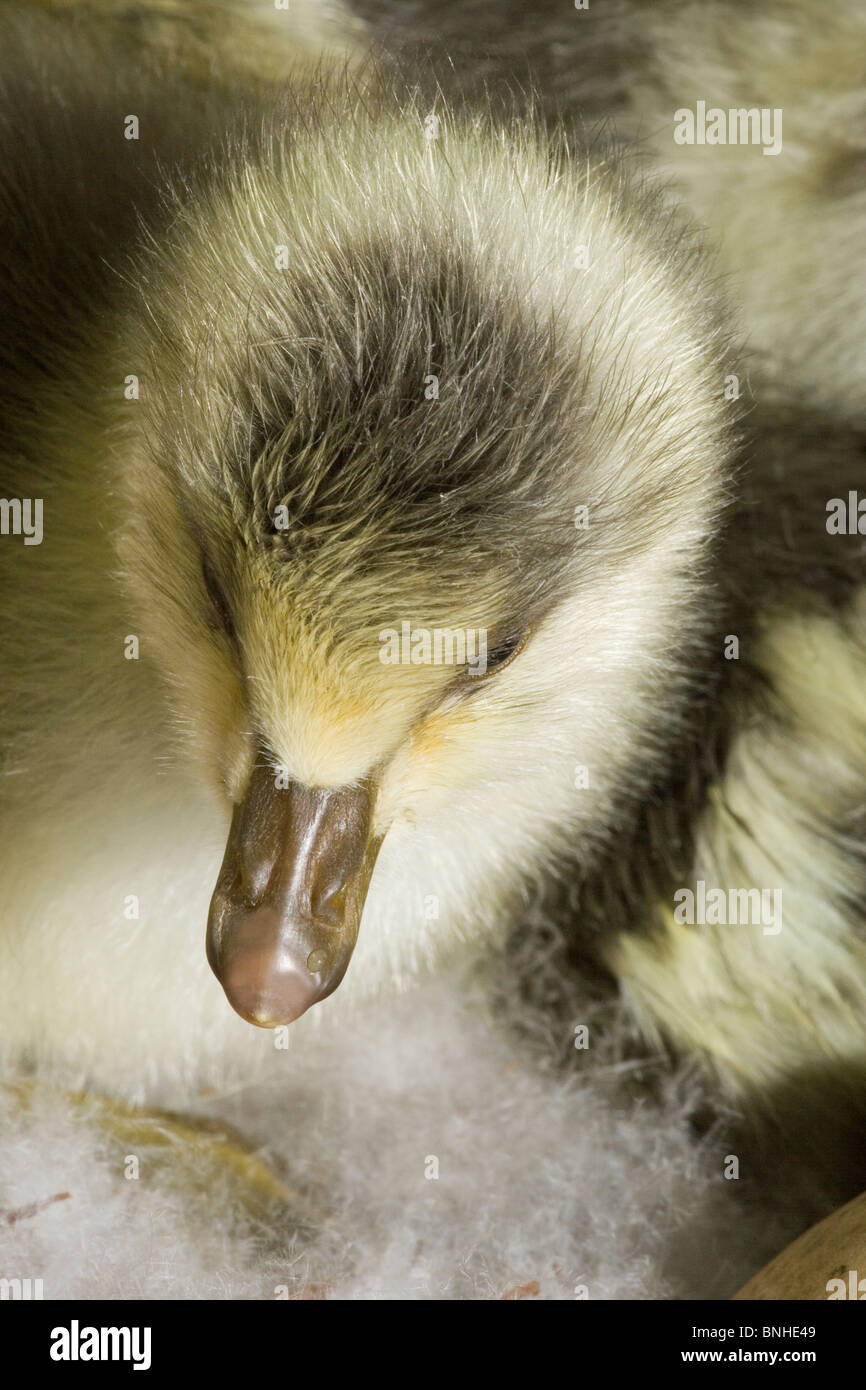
[{"left": 0, "top": 940, "right": 809, "bottom": 1301}]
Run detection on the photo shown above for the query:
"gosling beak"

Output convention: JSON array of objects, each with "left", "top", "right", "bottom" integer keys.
[{"left": 206, "top": 761, "right": 381, "bottom": 1028}]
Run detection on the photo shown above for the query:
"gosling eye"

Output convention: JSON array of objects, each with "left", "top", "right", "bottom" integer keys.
[
  {"left": 476, "top": 629, "right": 528, "bottom": 679},
  {"left": 201, "top": 553, "right": 234, "bottom": 638}
]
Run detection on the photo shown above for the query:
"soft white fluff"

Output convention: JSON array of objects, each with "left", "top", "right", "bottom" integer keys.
[{"left": 0, "top": 949, "right": 804, "bottom": 1300}]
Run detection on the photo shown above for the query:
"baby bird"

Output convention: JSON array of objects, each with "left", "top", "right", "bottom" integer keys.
[{"left": 0, "top": 0, "right": 864, "bottom": 1127}]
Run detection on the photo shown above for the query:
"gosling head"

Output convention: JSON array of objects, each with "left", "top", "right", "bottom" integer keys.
[{"left": 117, "top": 90, "right": 737, "bottom": 1027}]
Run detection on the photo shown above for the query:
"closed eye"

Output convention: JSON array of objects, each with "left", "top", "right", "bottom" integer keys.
[
  {"left": 485, "top": 631, "right": 526, "bottom": 672},
  {"left": 466, "top": 628, "right": 529, "bottom": 682}
]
